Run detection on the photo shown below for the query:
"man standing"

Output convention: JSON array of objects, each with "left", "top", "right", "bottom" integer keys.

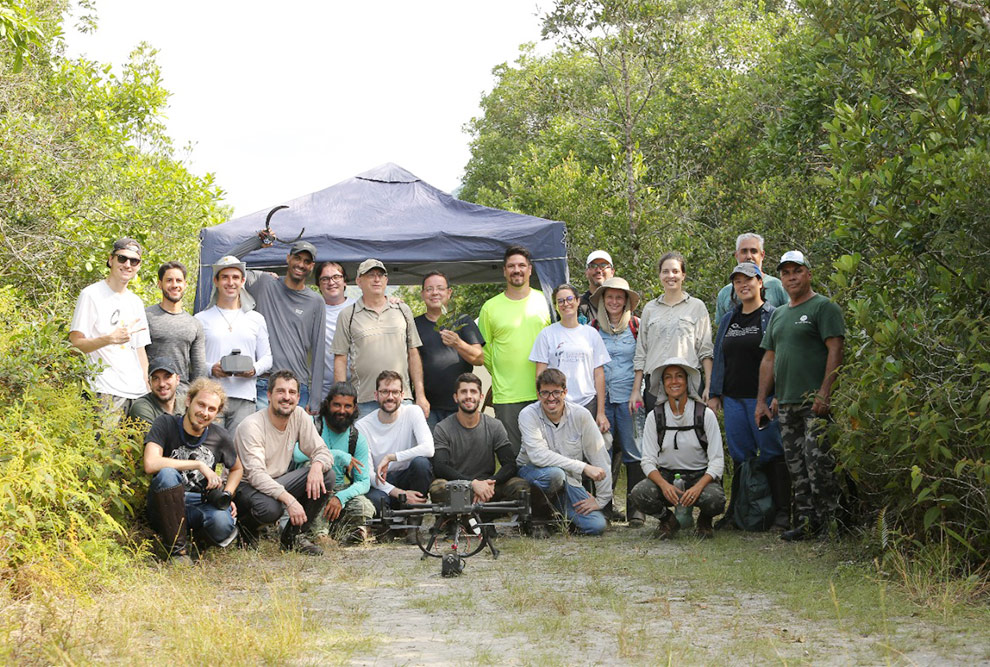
[
  {"left": 293, "top": 382, "right": 376, "bottom": 544},
  {"left": 315, "top": 261, "right": 356, "bottom": 402},
  {"left": 415, "top": 271, "right": 485, "bottom": 429},
  {"left": 128, "top": 358, "right": 182, "bottom": 426},
  {"left": 578, "top": 250, "right": 614, "bottom": 324},
  {"left": 145, "top": 261, "right": 206, "bottom": 400},
  {"left": 358, "top": 371, "right": 434, "bottom": 543},
  {"left": 197, "top": 256, "right": 272, "bottom": 433},
  {"left": 227, "top": 236, "right": 326, "bottom": 413},
  {"left": 756, "top": 250, "right": 845, "bottom": 541},
  {"left": 234, "top": 370, "right": 335, "bottom": 555},
  {"left": 143, "top": 378, "right": 242, "bottom": 564},
  {"left": 332, "top": 259, "right": 426, "bottom": 418},
  {"left": 517, "top": 368, "right": 611, "bottom": 537},
  {"left": 478, "top": 246, "right": 552, "bottom": 451},
  {"left": 69, "top": 237, "right": 151, "bottom": 419},
  {"left": 429, "top": 373, "right": 529, "bottom": 507},
  {"left": 714, "top": 233, "right": 789, "bottom": 326}
]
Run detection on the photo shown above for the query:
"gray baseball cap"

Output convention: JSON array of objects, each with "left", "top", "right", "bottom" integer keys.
[
  {"left": 148, "top": 357, "right": 180, "bottom": 377},
  {"left": 289, "top": 240, "right": 318, "bottom": 258},
  {"left": 777, "top": 250, "right": 810, "bottom": 271},
  {"left": 729, "top": 262, "right": 763, "bottom": 281}
]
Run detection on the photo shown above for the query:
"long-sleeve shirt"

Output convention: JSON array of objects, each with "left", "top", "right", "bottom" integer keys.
[
  {"left": 195, "top": 306, "right": 272, "bottom": 401},
  {"left": 292, "top": 425, "right": 372, "bottom": 507},
  {"left": 355, "top": 405, "right": 434, "bottom": 495},
  {"left": 228, "top": 236, "right": 326, "bottom": 412},
  {"left": 640, "top": 399, "right": 724, "bottom": 481},
  {"left": 432, "top": 414, "right": 517, "bottom": 484},
  {"left": 633, "top": 293, "right": 713, "bottom": 395},
  {"left": 516, "top": 401, "right": 612, "bottom": 509},
  {"left": 145, "top": 305, "right": 207, "bottom": 389},
  {"left": 234, "top": 407, "right": 333, "bottom": 499}
]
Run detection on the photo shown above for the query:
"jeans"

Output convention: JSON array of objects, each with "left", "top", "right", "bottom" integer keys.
[
  {"left": 147, "top": 468, "right": 236, "bottom": 546},
  {"left": 518, "top": 465, "right": 606, "bottom": 536},
  {"left": 366, "top": 456, "right": 434, "bottom": 517},
  {"left": 603, "top": 399, "right": 640, "bottom": 462},
  {"left": 722, "top": 395, "right": 783, "bottom": 463},
  {"left": 256, "top": 377, "right": 309, "bottom": 412}
]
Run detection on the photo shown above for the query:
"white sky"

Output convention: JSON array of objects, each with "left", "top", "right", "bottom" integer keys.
[{"left": 65, "top": 1, "right": 548, "bottom": 218}]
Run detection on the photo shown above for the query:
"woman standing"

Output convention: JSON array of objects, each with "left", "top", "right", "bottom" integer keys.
[
  {"left": 630, "top": 252, "right": 714, "bottom": 414},
  {"left": 708, "top": 263, "right": 789, "bottom": 530},
  {"left": 530, "top": 284, "right": 611, "bottom": 433},
  {"left": 589, "top": 277, "right": 645, "bottom": 526}
]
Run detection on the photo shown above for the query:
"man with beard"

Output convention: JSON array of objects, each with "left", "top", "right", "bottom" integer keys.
[
  {"left": 234, "top": 370, "right": 335, "bottom": 555},
  {"left": 129, "top": 357, "right": 182, "bottom": 426},
  {"left": 145, "top": 261, "right": 206, "bottom": 401},
  {"left": 429, "top": 373, "right": 528, "bottom": 510},
  {"left": 578, "top": 250, "right": 614, "bottom": 324},
  {"left": 358, "top": 370, "right": 434, "bottom": 543},
  {"left": 478, "top": 246, "right": 552, "bottom": 452},
  {"left": 292, "top": 382, "right": 375, "bottom": 544},
  {"left": 227, "top": 237, "right": 326, "bottom": 414},
  {"left": 143, "top": 378, "right": 242, "bottom": 564}
]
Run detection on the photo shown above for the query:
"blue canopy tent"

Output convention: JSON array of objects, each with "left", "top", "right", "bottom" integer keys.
[{"left": 194, "top": 163, "right": 569, "bottom": 313}]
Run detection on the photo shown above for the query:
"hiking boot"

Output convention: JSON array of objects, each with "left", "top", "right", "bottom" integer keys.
[
  {"left": 714, "top": 515, "right": 738, "bottom": 531},
  {"left": 314, "top": 535, "right": 337, "bottom": 551},
  {"left": 627, "top": 509, "right": 646, "bottom": 528},
  {"left": 781, "top": 518, "right": 818, "bottom": 542},
  {"left": 169, "top": 552, "right": 194, "bottom": 567},
  {"left": 291, "top": 535, "right": 325, "bottom": 556},
  {"left": 603, "top": 501, "right": 626, "bottom": 523},
  {"left": 527, "top": 523, "right": 551, "bottom": 540},
  {"left": 342, "top": 526, "right": 371, "bottom": 546},
  {"left": 696, "top": 514, "right": 714, "bottom": 539},
  {"left": 651, "top": 513, "right": 679, "bottom": 540}
]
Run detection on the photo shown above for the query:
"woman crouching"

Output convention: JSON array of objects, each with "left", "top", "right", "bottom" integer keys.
[{"left": 629, "top": 357, "right": 726, "bottom": 539}]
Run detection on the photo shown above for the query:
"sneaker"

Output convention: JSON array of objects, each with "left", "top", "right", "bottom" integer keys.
[
  {"left": 781, "top": 518, "right": 818, "bottom": 542},
  {"left": 342, "top": 526, "right": 371, "bottom": 546},
  {"left": 696, "top": 514, "right": 714, "bottom": 539},
  {"left": 651, "top": 513, "right": 679, "bottom": 540},
  {"left": 528, "top": 523, "right": 551, "bottom": 539},
  {"left": 292, "top": 535, "right": 324, "bottom": 556}
]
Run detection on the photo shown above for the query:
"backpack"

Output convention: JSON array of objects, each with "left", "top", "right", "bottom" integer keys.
[
  {"left": 343, "top": 426, "right": 359, "bottom": 482},
  {"left": 731, "top": 457, "right": 775, "bottom": 531},
  {"left": 654, "top": 399, "right": 708, "bottom": 454}
]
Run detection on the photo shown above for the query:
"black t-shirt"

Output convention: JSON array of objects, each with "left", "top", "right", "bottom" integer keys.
[
  {"left": 414, "top": 313, "right": 485, "bottom": 412},
  {"left": 145, "top": 414, "right": 238, "bottom": 490},
  {"left": 721, "top": 308, "right": 764, "bottom": 399}
]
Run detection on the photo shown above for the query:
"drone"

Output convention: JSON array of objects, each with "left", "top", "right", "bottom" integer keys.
[{"left": 379, "top": 480, "right": 530, "bottom": 577}]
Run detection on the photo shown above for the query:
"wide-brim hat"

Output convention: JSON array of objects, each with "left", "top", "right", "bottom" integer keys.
[
  {"left": 213, "top": 255, "right": 246, "bottom": 276},
  {"left": 653, "top": 356, "right": 702, "bottom": 401},
  {"left": 589, "top": 276, "right": 640, "bottom": 311}
]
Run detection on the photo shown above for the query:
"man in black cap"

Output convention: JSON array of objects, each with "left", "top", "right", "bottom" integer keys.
[
  {"left": 129, "top": 357, "right": 183, "bottom": 426},
  {"left": 226, "top": 237, "right": 326, "bottom": 414},
  {"left": 69, "top": 237, "right": 151, "bottom": 420}
]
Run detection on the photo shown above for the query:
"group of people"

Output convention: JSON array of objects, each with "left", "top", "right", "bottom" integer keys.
[{"left": 69, "top": 231, "right": 845, "bottom": 564}]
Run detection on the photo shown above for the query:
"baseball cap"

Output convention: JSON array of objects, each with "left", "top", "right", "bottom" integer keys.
[
  {"left": 148, "top": 357, "right": 180, "bottom": 377},
  {"left": 107, "top": 237, "right": 143, "bottom": 267},
  {"left": 729, "top": 262, "right": 763, "bottom": 281},
  {"left": 213, "top": 255, "right": 246, "bottom": 275},
  {"left": 357, "top": 258, "right": 387, "bottom": 276},
  {"left": 586, "top": 250, "right": 613, "bottom": 267},
  {"left": 777, "top": 250, "right": 811, "bottom": 271},
  {"left": 289, "top": 240, "right": 318, "bottom": 258}
]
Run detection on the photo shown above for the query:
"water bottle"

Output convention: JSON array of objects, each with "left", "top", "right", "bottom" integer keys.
[{"left": 673, "top": 474, "right": 694, "bottom": 528}]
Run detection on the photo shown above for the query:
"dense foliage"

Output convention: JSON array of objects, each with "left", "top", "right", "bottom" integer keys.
[{"left": 461, "top": 0, "right": 990, "bottom": 564}]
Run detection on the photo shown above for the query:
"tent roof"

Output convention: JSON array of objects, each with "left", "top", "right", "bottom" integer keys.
[{"left": 195, "top": 163, "right": 569, "bottom": 312}]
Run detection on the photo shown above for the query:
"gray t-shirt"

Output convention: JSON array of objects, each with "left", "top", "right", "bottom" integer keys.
[
  {"left": 432, "top": 413, "right": 517, "bottom": 484},
  {"left": 145, "top": 304, "right": 207, "bottom": 388},
  {"left": 244, "top": 272, "right": 326, "bottom": 412}
]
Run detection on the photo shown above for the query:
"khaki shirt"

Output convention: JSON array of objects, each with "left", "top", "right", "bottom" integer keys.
[{"left": 633, "top": 293, "right": 713, "bottom": 395}]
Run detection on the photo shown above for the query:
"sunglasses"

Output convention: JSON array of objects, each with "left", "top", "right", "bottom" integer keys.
[{"left": 114, "top": 254, "right": 141, "bottom": 266}]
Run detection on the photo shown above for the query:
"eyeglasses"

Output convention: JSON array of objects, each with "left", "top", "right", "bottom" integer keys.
[
  {"left": 422, "top": 286, "right": 449, "bottom": 294},
  {"left": 538, "top": 389, "right": 564, "bottom": 399},
  {"left": 556, "top": 295, "right": 576, "bottom": 305},
  {"left": 377, "top": 388, "right": 402, "bottom": 397},
  {"left": 318, "top": 274, "right": 344, "bottom": 284},
  {"left": 587, "top": 262, "right": 612, "bottom": 271},
  {"left": 114, "top": 254, "right": 141, "bottom": 266}
]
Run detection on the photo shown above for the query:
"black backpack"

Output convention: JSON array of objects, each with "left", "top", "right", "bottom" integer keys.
[
  {"left": 731, "top": 457, "right": 775, "bottom": 531},
  {"left": 343, "top": 426, "right": 359, "bottom": 481},
  {"left": 654, "top": 400, "right": 708, "bottom": 454}
]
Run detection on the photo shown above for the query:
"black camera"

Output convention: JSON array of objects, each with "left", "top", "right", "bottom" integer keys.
[{"left": 201, "top": 487, "right": 233, "bottom": 510}]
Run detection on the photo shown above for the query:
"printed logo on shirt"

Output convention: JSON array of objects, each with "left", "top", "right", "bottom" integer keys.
[
  {"left": 294, "top": 308, "right": 305, "bottom": 317},
  {"left": 110, "top": 308, "right": 121, "bottom": 326},
  {"left": 554, "top": 342, "right": 587, "bottom": 364},
  {"left": 795, "top": 314, "right": 812, "bottom": 325},
  {"left": 725, "top": 322, "right": 760, "bottom": 338}
]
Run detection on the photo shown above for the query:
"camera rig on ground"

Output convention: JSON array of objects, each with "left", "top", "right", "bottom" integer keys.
[{"left": 377, "top": 480, "right": 530, "bottom": 577}]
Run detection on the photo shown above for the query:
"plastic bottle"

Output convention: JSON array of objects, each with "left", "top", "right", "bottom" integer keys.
[{"left": 673, "top": 474, "right": 694, "bottom": 528}]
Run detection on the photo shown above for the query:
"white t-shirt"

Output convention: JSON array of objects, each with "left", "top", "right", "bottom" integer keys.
[
  {"left": 355, "top": 405, "right": 434, "bottom": 494},
  {"left": 322, "top": 297, "right": 356, "bottom": 395},
  {"left": 70, "top": 280, "right": 151, "bottom": 398},
  {"left": 195, "top": 306, "right": 273, "bottom": 401},
  {"left": 529, "top": 323, "right": 611, "bottom": 406}
]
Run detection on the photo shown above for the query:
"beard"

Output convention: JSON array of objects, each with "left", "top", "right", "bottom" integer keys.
[
  {"left": 457, "top": 400, "right": 480, "bottom": 415},
  {"left": 327, "top": 411, "right": 356, "bottom": 432}
]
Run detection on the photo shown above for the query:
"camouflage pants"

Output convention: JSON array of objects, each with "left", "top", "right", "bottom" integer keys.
[
  {"left": 629, "top": 470, "right": 726, "bottom": 519},
  {"left": 778, "top": 404, "right": 839, "bottom": 527},
  {"left": 305, "top": 486, "right": 376, "bottom": 538}
]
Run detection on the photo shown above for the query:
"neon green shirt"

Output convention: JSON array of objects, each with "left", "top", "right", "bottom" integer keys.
[{"left": 478, "top": 290, "right": 551, "bottom": 404}]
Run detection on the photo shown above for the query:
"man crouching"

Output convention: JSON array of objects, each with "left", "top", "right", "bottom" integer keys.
[
  {"left": 143, "top": 378, "right": 241, "bottom": 565},
  {"left": 234, "top": 370, "right": 335, "bottom": 555}
]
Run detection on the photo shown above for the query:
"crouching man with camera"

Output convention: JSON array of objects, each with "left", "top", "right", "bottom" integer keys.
[{"left": 144, "top": 378, "right": 242, "bottom": 565}]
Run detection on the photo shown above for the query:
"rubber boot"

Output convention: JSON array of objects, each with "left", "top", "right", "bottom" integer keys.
[
  {"left": 767, "top": 457, "right": 792, "bottom": 531},
  {"left": 625, "top": 463, "right": 647, "bottom": 527},
  {"left": 152, "top": 483, "right": 188, "bottom": 560},
  {"left": 715, "top": 460, "right": 742, "bottom": 530}
]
